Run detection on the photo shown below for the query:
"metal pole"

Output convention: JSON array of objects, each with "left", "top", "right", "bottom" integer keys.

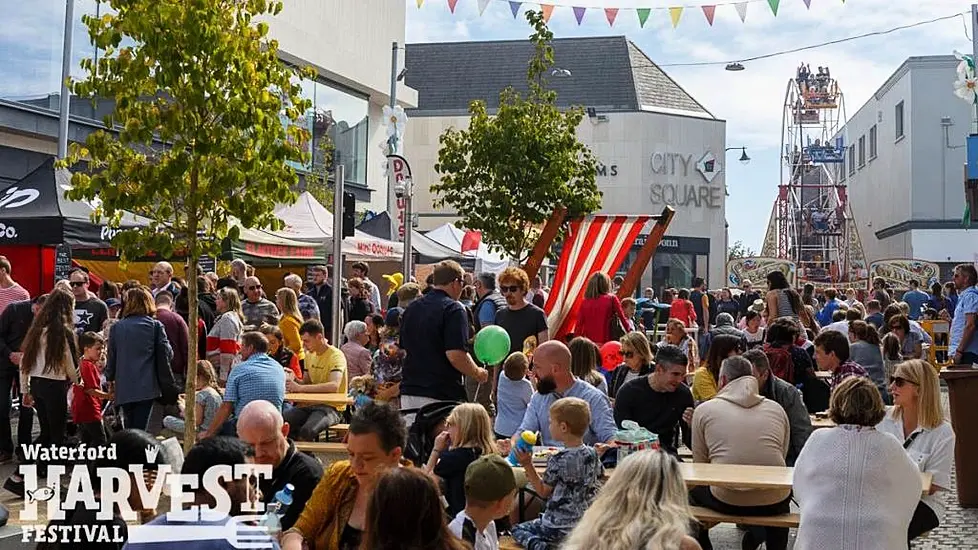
[
  {"left": 973, "top": 4, "right": 978, "bottom": 134},
  {"left": 403, "top": 191, "right": 413, "bottom": 279},
  {"left": 331, "top": 164, "right": 345, "bottom": 347},
  {"left": 57, "top": 0, "right": 75, "bottom": 159}
]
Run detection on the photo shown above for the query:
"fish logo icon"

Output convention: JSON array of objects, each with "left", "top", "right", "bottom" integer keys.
[{"left": 26, "top": 486, "right": 56, "bottom": 503}]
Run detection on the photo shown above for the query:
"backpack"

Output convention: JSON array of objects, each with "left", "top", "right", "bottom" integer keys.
[{"left": 402, "top": 401, "right": 459, "bottom": 466}]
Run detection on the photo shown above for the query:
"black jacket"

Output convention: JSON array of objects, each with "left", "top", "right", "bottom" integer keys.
[
  {"left": 761, "top": 373, "right": 813, "bottom": 466},
  {"left": 308, "top": 283, "right": 333, "bottom": 336},
  {"left": 472, "top": 291, "right": 507, "bottom": 331},
  {"left": 0, "top": 301, "right": 33, "bottom": 374},
  {"left": 260, "top": 440, "right": 324, "bottom": 531},
  {"left": 609, "top": 362, "right": 654, "bottom": 399}
]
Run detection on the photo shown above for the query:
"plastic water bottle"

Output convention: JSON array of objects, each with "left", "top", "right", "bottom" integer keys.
[
  {"left": 260, "top": 483, "right": 294, "bottom": 536},
  {"left": 507, "top": 431, "right": 537, "bottom": 466}
]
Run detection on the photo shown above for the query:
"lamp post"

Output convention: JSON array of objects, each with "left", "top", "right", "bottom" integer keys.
[
  {"left": 726, "top": 146, "right": 750, "bottom": 165},
  {"left": 57, "top": 0, "right": 75, "bottom": 159}
]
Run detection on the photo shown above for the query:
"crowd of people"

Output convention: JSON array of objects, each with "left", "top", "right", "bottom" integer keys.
[{"left": 0, "top": 252, "right": 970, "bottom": 550}]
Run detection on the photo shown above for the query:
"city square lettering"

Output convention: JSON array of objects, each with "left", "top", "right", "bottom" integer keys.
[{"left": 648, "top": 151, "right": 722, "bottom": 209}]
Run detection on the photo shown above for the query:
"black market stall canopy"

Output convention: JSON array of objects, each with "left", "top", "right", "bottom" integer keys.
[{"left": 0, "top": 157, "right": 147, "bottom": 247}]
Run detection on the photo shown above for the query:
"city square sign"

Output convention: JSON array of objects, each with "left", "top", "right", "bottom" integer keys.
[{"left": 648, "top": 151, "right": 723, "bottom": 209}]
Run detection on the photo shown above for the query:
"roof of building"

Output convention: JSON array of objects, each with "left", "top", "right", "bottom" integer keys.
[{"left": 404, "top": 36, "right": 713, "bottom": 119}]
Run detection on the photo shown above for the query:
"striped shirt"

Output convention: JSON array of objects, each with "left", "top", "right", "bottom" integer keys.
[{"left": 0, "top": 284, "right": 29, "bottom": 316}]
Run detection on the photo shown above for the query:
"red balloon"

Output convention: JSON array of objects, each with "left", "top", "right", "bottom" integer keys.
[{"left": 599, "top": 341, "right": 622, "bottom": 372}]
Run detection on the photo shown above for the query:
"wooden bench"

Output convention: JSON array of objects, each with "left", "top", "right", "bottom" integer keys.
[
  {"left": 690, "top": 505, "right": 800, "bottom": 529},
  {"left": 328, "top": 423, "right": 350, "bottom": 439},
  {"left": 295, "top": 441, "right": 348, "bottom": 461}
]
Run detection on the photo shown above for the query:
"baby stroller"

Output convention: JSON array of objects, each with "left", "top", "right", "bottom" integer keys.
[{"left": 401, "top": 401, "right": 458, "bottom": 467}]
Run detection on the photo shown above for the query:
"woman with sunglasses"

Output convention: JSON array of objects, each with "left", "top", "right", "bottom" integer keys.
[
  {"left": 888, "top": 314, "right": 923, "bottom": 360},
  {"left": 607, "top": 332, "right": 653, "bottom": 399},
  {"left": 877, "top": 360, "right": 955, "bottom": 544}
]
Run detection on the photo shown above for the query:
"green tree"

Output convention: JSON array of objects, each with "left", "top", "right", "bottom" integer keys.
[
  {"left": 728, "top": 240, "right": 757, "bottom": 261},
  {"left": 63, "top": 0, "right": 311, "bottom": 451},
  {"left": 432, "top": 10, "right": 601, "bottom": 263}
]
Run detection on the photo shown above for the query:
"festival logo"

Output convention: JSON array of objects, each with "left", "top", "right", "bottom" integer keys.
[{"left": 17, "top": 443, "right": 274, "bottom": 548}]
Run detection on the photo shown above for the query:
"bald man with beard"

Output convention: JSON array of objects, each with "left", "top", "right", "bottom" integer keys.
[
  {"left": 510, "top": 341, "right": 617, "bottom": 448},
  {"left": 237, "top": 400, "right": 322, "bottom": 530}
]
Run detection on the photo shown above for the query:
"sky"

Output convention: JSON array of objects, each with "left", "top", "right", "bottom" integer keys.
[{"left": 404, "top": 0, "right": 975, "bottom": 252}]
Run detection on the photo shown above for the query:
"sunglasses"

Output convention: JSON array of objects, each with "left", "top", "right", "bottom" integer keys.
[
  {"left": 621, "top": 351, "right": 634, "bottom": 358},
  {"left": 891, "top": 376, "right": 917, "bottom": 387},
  {"left": 500, "top": 285, "right": 521, "bottom": 293},
  {"left": 70, "top": 281, "right": 86, "bottom": 288}
]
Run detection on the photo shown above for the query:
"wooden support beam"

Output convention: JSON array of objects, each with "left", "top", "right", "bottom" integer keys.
[
  {"left": 522, "top": 207, "right": 566, "bottom": 281},
  {"left": 617, "top": 206, "right": 676, "bottom": 299}
]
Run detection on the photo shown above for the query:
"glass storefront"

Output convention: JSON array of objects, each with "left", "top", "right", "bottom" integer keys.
[
  {"left": 1, "top": 0, "right": 370, "bottom": 187},
  {"left": 618, "top": 235, "right": 712, "bottom": 296}
]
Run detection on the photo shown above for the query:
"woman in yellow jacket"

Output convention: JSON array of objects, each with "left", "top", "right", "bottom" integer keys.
[
  {"left": 692, "top": 334, "right": 745, "bottom": 402},
  {"left": 276, "top": 287, "right": 305, "bottom": 364}
]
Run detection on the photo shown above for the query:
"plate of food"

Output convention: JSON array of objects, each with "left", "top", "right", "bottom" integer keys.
[{"left": 531, "top": 446, "right": 561, "bottom": 464}]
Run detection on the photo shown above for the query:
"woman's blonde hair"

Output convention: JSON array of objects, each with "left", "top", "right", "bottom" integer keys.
[
  {"left": 275, "top": 287, "right": 302, "bottom": 323},
  {"left": 620, "top": 331, "right": 653, "bottom": 364},
  {"left": 122, "top": 287, "right": 156, "bottom": 318},
  {"left": 217, "top": 287, "right": 244, "bottom": 323},
  {"left": 891, "top": 359, "right": 945, "bottom": 429},
  {"left": 562, "top": 450, "right": 693, "bottom": 550},
  {"left": 584, "top": 272, "right": 612, "bottom": 299},
  {"left": 446, "top": 403, "right": 496, "bottom": 455},
  {"left": 195, "top": 360, "right": 219, "bottom": 389}
]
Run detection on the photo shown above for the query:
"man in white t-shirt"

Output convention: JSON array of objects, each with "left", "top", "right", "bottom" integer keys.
[{"left": 448, "top": 454, "right": 521, "bottom": 550}]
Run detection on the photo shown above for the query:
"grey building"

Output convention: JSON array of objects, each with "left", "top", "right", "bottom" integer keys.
[
  {"left": 403, "top": 36, "right": 728, "bottom": 291},
  {"left": 836, "top": 55, "right": 975, "bottom": 272}
]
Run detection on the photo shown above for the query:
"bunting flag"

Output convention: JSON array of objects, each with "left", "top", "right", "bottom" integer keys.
[
  {"left": 636, "top": 7, "right": 651, "bottom": 27},
  {"left": 735, "top": 2, "right": 748, "bottom": 22},
  {"left": 702, "top": 5, "right": 716, "bottom": 25},
  {"left": 573, "top": 6, "right": 586, "bottom": 24},
  {"left": 419, "top": 0, "right": 841, "bottom": 29},
  {"left": 669, "top": 7, "right": 683, "bottom": 28},
  {"left": 541, "top": 3, "right": 554, "bottom": 22},
  {"left": 509, "top": 1, "right": 522, "bottom": 17}
]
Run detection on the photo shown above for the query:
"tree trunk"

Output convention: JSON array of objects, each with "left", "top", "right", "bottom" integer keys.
[{"left": 183, "top": 167, "right": 201, "bottom": 455}]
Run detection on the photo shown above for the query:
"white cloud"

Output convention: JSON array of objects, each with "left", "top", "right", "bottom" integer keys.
[{"left": 406, "top": 0, "right": 974, "bottom": 250}]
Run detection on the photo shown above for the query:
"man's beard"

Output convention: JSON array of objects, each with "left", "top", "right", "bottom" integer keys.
[{"left": 536, "top": 376, "right": 558, "bottom": 395}]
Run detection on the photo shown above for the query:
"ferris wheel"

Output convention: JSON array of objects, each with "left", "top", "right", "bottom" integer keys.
[{"left": 761, "top": 63, "right": 866, "bottom": 285}]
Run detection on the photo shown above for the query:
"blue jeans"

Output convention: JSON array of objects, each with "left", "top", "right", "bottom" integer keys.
[
  {"left": 511, "top": 519, "right": 565, "bottom": 550},
  {"left": 121, "top": 400, "right": 155, "bottom": 432}
]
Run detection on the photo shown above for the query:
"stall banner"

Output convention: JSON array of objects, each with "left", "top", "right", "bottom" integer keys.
[
  {"left": 869, "top": 259, "right": 940, "bottom": 291},
  {"left": 727, "top": 257, "right": 796, "bottom": 290}
]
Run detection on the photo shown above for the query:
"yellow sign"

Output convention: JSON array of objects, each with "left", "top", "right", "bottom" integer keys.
[
  {"left": 869, "top": 259, "right": 940, "bottom": 290},
  {"left": 727, "top": 257, "right": 796, "bottom": 290}
]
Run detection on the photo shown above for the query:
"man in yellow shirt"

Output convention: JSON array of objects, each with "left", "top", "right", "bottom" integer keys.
[{"left": 284, "top": 319, "right": 348, "bottom": 441}]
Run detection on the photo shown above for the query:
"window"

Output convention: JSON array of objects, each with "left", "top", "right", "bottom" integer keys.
[
  {"left": 848, "top": 145, "right": 856, "bottom": 176},
  {"left": 895, "top": 101, "right": 905, "bottom": 140},
  {"left": 869, "top": 125, "right": 878, "bottom": 159},
  {"left": 839, "top": 162, "right": 846, "bottom": 182},
  {"left": 858, "top": 136, "right": 866, "bottom": 167}
]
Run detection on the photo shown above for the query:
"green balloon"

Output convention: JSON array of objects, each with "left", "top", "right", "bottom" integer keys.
[{"left": 474, "top": 325, "right": 511, "bottom": 365}]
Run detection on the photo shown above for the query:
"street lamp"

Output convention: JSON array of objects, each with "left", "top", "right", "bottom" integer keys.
[
  {"left": 725, "top": 62, "right": 745, "bottom": 72},
  {"left": 551, "top": 68, "right": 572, "bottom": 77},
  {"left": 726, "top": 146, "right": 750, "bottom": 165}
]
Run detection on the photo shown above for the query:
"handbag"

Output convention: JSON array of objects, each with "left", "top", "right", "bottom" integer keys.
[
  {"left": 608, "top": 295, "right": 627, "bottom": 341},
  {"left": 153, "top": 321, "right": 179, "bottom": 406}
]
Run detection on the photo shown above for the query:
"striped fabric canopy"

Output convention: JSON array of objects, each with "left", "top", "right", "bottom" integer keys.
[{"left": 545, "top": 215, "right": 652, "bottom": 340}]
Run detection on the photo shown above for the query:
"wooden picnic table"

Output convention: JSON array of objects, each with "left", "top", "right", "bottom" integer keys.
[
  {"left": 285, "top": 393, "right": 352, "bottom": 408},
  {"left": 810, "top": 415, "right": 835, "bottom": 429}
]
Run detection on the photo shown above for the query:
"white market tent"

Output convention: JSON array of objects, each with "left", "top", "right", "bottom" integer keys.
[
  {"left": 273, "top": 192, "right": 403, "bottom": 261},
  {"left": 424, "top": 223, "right": 510, "bottom": 274}
]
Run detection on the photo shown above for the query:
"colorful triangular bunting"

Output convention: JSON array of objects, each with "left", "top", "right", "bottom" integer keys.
[
  {"left": 541, "top": 3, "right": 554, "bottom": 23},
  {"left": 768, "top": 0, "right": 780, "bottom": 15},
  {"left": 416, "top": 0, "right": 423, "bottom": 8},
  {"left": 702, "top": 5, "right": 716, "bottom": 25},
  {"left": 477, "top": 0, "right": 491, "bottom": 15},
  {"left": 669, "top": 7, "right": 683, "bottom": 28},
  {"left": 573, "top": 6, "right": 586, "bottom": 25},
  {"left": 604, "top": 7, "right": 619, "bottom": 26},
  {"left": 447, "top": 0, "right": 458, "bottom": 14},
  {"left": 803, "top": 0, "right": 812, "bottom": 8},
  {"left": 735, "top": 2, "right": 748, "bottom": 22},
  {"left": 509, "top": 1, "right": 522, "bottom": 18},
  {"left": 636, "top": 8, "right": 651, "bottom": 28}
]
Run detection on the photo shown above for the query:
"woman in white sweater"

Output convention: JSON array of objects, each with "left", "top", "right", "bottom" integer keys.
[
  {"left": 793, "top": 376, "right": 921, "bottom": 550},
  {"left": 877, "top": 359, "right": 955, "bottom": 543}
]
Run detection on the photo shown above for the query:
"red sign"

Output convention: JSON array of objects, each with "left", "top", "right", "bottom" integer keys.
[
  {"left": 244, "top": 242, "right": 316, "bottom": 258},
  {"left": 355, "top": 240, "right": 395, "bottom": 257}
]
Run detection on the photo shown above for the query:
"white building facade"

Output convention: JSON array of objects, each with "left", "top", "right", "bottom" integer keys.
[
  {"left": 403, "top": 37, "right": 727, "bottom": 291},
  {"left": 837, "top": 55, "right": 975, "bottom": 272}
]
